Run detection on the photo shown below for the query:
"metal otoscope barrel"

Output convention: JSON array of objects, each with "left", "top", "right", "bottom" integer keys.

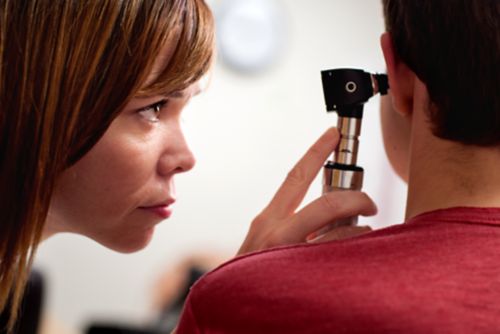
[{"left": 322, "top": 115, "right": 364, "bottom": 227}]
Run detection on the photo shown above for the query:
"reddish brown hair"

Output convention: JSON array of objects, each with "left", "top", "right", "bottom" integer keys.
[
  {"left": 0, "top": 0, "right": 214, "bottom": 330},
  {"left": 383, "top": 0, "right": 500, "bottom": 146}
]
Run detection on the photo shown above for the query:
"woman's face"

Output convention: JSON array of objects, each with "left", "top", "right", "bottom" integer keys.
[{"left": 47, "top": 69, "right": 199, "bottom": 253}]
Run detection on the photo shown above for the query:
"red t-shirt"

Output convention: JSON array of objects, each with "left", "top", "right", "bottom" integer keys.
[{"left": 177, "top": 207, "right": 500, "bottom": 333}]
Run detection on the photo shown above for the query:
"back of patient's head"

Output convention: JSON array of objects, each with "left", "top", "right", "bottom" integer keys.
[{"left": 382, "top": 0, "right": 500, "bottom": 146}]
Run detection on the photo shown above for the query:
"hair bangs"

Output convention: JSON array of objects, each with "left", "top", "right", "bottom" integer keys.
[{"left": 138, "top": 0, "right": 215, "bottom": 97}]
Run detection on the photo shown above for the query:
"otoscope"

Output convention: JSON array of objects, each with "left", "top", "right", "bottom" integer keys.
[{"left": 320, "top": 68, "right": 389, "bottom": 227}]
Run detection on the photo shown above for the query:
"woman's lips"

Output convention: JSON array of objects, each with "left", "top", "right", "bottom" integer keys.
[{"left": 139, "top": 204, "right": 173, "bottom": 219}]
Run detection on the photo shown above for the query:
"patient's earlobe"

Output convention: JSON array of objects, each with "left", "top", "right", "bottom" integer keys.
[{"left": 380, "top": 32, "right": 415, "bottom": 117}]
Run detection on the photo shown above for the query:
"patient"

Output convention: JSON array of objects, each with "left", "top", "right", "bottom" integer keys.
[{"left": 177, "top": 1, "right": 500, "bottom": 332}]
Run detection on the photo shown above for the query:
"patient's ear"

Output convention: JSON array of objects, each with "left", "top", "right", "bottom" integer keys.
[{"left": 380, "top": 32, "right": 415, "bottom": 116}]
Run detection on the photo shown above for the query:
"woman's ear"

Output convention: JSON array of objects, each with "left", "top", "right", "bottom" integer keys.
[{"left": 380, "top": 32, "right": 415, "bottom": 117}]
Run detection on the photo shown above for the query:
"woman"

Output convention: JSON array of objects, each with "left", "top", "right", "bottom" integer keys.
[{"left": 0, "top": 0, "right": 375, "bottom": 331}]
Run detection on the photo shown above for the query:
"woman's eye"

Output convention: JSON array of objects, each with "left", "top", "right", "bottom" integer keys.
[{"left": 138, "top": 100, "right": 168, "bottom": 123}]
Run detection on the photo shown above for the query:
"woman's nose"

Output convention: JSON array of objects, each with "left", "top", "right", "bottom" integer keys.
[{"left": 157, "top": 130, "right": 196, "bottom": 176}]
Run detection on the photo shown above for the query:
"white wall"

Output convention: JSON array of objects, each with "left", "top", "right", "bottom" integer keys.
[{"left": 34, "top": 0, "right": 407, "bottom": 331}]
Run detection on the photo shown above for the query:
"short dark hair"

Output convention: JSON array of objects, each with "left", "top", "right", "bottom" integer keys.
[{"left": 383, "top": 0, "right": 500, "bottom": 146}]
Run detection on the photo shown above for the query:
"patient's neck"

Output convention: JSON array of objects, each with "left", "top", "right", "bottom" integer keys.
[{"left": 405, "top": 105, "right": 500, "bottom": 221}]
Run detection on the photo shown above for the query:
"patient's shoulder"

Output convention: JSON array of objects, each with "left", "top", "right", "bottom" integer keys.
[
  {"left": 181, "top": 217, "right": 500, "bottom": 333},
  {"left": 194, "top": 214, "right": 500, "bottom": 297}
]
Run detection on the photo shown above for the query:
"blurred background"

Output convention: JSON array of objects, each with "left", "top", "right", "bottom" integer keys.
[{"left": 33, "top": 0, "right": 406, "bottom": 332}]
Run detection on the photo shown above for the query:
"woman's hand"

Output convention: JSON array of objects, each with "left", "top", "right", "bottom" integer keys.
[{"left": 237, "top": 127, "right": 377, "bottom": 255}]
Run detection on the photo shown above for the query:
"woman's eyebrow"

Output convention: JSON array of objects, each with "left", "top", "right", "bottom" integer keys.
[
  {"left": 168, "top": 86, "right": 202, "bottom": 98},
  {"left": 168, "top": 90, "right": 185, "bottom": 98}
]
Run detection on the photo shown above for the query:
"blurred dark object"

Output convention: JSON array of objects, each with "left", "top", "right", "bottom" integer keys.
[
  {"left": 0, "top": 270, "right": 45, "bottom": 334},
  {"left": 87, "top": 324, "right": 161, "bottom": 334},
  {"left": 86, "top": 266, "right": 206, "bottom": 334},
  {"left": 154, "top": 266, "right": 205, "bottom": 332}
]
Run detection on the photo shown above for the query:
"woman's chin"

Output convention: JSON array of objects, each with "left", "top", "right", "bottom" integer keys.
[{"left": 97, "top": 226, "right": 156, "bottom": 253}]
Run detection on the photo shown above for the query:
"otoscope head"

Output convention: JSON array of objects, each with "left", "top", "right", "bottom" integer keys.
[{"left": 321, "top": 68, "right": 389, "bottom": 117}]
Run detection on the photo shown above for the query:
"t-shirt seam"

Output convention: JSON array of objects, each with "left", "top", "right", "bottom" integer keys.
[
  {"left": 408, "top": 206, "right": 500, "bottom": 224},
  {"left": 185, "top": 295, "right": 203, "bottom": 334},
  {"left": 435, "top": 217, "right": 500, "bottom": 222},
  {"left": 199, "top": 232, "right": 382, "bottom": 279}
]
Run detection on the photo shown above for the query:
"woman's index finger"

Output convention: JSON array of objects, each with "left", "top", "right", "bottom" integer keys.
[{"left": 263, "top": 127, "right": 340, "bottom": 219}]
